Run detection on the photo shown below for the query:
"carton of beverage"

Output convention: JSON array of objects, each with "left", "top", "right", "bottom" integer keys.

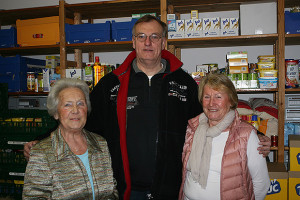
[{"left": 66, "top": 69, "right": 83, "bottom": 80}]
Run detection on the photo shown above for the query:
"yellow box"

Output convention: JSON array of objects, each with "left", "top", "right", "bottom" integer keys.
[
  {"left": 265, "top": 162, "right": 288, "bottom": 200},
  {"left": 259, "top": 70, "right": 278, "bottom": 78},
  {"left": 228, "top": 58, "right": 248, "bottom": 66},
  {"left": 229, "top": 66, "right": 249, "bottom": 74},
  {"left": 289, "top": 135, "right": 300, "bottom": 171},
  {"left": 16, "top": 16, "right": 73, "bottom": 46},
  {"left": 288, "top": 171, "right": 300, "bottom": 199}
]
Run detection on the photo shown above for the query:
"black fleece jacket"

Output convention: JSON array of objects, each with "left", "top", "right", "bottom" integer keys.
[{"left": 85, "top": 50, "right": 202, "bottom": 200}]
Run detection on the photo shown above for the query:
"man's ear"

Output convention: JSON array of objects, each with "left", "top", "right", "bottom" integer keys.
[
  {"left": 132, "top": 36, "right": 136, "bottom": 49},
  {"left": 161, "top": 37, "right": 167, "bottom": 50}
]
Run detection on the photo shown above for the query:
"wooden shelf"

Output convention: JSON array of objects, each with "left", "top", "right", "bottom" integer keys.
[
  {"left": 64, "top": 0, "right": 161, "bottom": 20},
  {"left": 8, "top": 92, "right": 49, "bottom": 96},
  {"left": 0, "top": 45, "right": 60, "bottom": 56},
  {"left": 0, "top": 5, "right": 59, "bottom": 26},
  {"left": 236, "top": 88, "right": 278, "bottom": 93},
  {"left": 167, "top": 34, "right": 278, "bottom": 48},
  {"left": 166, "top": 0, "right": 268, "bottom": 13},
  {"left": 66, "top": 41, "right": 134, "bottom": 53},
  {"left": 285, "top": 88, "right": 300, "bottom": 93},
  {"left": 285, "top": 34, "right": 300, "bottom": 45}
]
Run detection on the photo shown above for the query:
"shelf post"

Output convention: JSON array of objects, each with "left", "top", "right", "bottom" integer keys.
[
  {"left": 59, "top": 0, "right": 67, "bottom": 78},
  {"left": 74, "top": 12, "right": 83, "bottom": 69},
  {"left": 277, "top": 0, "right": 285, "bottom": 163}
]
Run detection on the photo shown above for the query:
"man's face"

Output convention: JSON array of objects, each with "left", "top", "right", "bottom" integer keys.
[{"left": 132, "top": 20, "right": 166, "bottom": 64}]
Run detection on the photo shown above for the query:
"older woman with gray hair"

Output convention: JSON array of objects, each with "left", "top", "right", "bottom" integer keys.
[
  {"left": 23, "top": 78, "right": 118, "bottom": 200},
  {"left": 179, "top": 73, "right": 270, "bottom": 200}
]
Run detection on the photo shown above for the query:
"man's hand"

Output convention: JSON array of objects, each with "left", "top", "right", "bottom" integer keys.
[
  {"left": 257, "top": 135, "right": 271, "bottom": 157},
  {"left": 24, "top": 140, "right": 39, "bottom": 161},
  {"left": 188, "top": 115, "right": 200, "bottom": 132}
]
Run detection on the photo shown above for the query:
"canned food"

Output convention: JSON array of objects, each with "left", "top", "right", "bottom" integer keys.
[
  {"left": 271, "top": 135, "right": 278, "bottom": 147},
  {"left": 285, "top": 59, "right": 299, "bottom": 88},
  {"left": 27, "top": 72, "right": 35, "bottom": 91}
]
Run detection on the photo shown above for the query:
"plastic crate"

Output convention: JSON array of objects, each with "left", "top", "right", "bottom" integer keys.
[
  {"left": 0, "top": 83, "right": 8, "bottom": 113},
  {"left": 111, "top": 18, "right": 138, "bottom": 41},
  {"left": 285, "top": 11, "right": 300, "bottom": 34},
  {"left": 0, "top": 27, "right": 17, "bottom": 48},
  {"left": 0, "top": 55, "right": 45, "bottom": 92},
  {"left": 0, "top": 109, "right": 57, "bottom": 149},
  {"left": 65, "top": 21, "right": 111, "bottom": 44}
]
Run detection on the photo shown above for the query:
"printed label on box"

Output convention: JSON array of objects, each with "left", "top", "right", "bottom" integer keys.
[
  {"left": 265, "top": 179, "right": 287, "bottom": 200},
  {"left": 185, "top": 19, "right": 193, "bottom": 32}
]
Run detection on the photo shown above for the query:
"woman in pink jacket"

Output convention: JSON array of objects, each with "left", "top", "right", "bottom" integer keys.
[{"left": 179, "top": 73, "right": 270, "bottom": 200}]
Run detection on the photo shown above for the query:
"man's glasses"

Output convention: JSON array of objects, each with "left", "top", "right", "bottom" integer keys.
[{"left": 134, "top": 33, "right": 163, "bottom": 43}]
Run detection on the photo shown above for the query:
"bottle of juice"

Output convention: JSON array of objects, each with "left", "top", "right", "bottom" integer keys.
[{"left": 93, "top": 56, "right": 101, "bottom": 86}]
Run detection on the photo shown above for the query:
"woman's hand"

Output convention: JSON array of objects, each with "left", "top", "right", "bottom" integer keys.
[
  {"left": 257, "top": 135, "right": 271, "bottom": 157},
  {"left": 24, "top": 140, "right": 39, "bottom": 161}
]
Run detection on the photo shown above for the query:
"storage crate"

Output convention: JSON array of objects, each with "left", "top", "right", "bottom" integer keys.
[
  {"left": 0, "top": 83, "right": 8, "bottom": 113},
  {"left": 285, "top": 11, "right": 300, "bottom": 34},
  {"left": 66, "top": 21, "right": 111, "bottom": 44},
  {"left": 111, "top": 18, "right": 138, "bottom": 41},
  {"left": 16, "top": 16, "right": 73, "bottom": 46},
  {"left": 0, "top": 27, "right": 17, "bottom": 48},
  {"left": 0, "top": 55, "right": 45, "bottom": 92},
  {"left": 0, "top": 109, "right": 57, "bottom": 149}
]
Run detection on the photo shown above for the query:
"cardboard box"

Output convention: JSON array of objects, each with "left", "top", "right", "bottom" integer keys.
[
  {"left": 221, "top": 18, "right": 239, "bottom": 36},
  {"left": 185, "top": 19, "right": 203, "bottom": 38},
  {"left": 289, "top": 135, "right": 300, "bottom": 171},
  {"left": 46, "top": 56, "right": 60, "bottom": 68},
  {"left": 288, "top": 171, "right": 300, "bottom": 200},
  {"left": 203, "top": 17, "right": 220, "bottom": 37},
  {"left": 176, "top": 20, "right": 185, "bottom": 32},
  {"left": 66, "top": 69, "right": 83, "bottom": 80},
  {"left": 265, "top": 162, "right": 288, "bottom": 200},
  {"left": 191, "top": 10, "right": 198, "bottom": 19},
  {"left": 228, "top": 58, "right": 248, "bottom": 66},
  {"left": 16, "top": 16, "right": 73, "bottom": 46},
  {"left": 229, "top": 66, "right": 249, "bottom": 74},
  {"left": 240, "top": 2, "right": 277, "bottom": 35},
  {"left": 42, "top": 68, "right": 51, "bottom": 92}
]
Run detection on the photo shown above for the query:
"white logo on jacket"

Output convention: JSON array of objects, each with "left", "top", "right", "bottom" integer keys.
[{"left": 168, "top": 81, "right": 187, "bottom": 102}]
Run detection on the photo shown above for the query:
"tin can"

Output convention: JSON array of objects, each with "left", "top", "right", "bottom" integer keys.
[
  {"left": 271, "top": 135, "right": 278, "bottom": 147},
  {"left": 27, "top": 72, "right": 35, "bottom": 91},
  {"left": 285, "top": 59, "right": 299, "bottom": 88}
]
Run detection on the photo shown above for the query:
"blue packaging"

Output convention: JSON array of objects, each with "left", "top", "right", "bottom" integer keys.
[
  {"left": 284, "top": 123, "right": 295, "bottom": 146},
  {"left": 0, "top": 55, "right": 45, "bottom": 92},
  {"left": 0, "top": 27, "right": 17, "bottom": 48},
  {"left": 285, "top": 11, "right": 300, "bottom": 34},
  {"left": 65, "top": 21, "right": 111, "bottom": 44},
  {"left": 111, "top": 18, "right": 138, "bottom": 41}
]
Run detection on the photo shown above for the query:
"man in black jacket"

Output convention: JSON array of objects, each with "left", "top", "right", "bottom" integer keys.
[{"left": 24, "top": 15, "right": 271, "bottom": 200}]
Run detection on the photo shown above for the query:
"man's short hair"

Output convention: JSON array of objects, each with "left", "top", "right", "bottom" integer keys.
[{"left": 132, "top": 15, "right": 167, "bottom": 38}]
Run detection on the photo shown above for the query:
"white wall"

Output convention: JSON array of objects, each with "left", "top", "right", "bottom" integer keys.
[{"left": 1, "top": 0, "right": 299, "bottom": 101}]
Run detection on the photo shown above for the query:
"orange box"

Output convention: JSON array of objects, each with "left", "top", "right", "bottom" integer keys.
[{"left": 16, "top": 16, "right": 73, "bottom": 46}]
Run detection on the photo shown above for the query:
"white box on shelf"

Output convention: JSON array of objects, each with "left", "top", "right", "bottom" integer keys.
[
  {"left": 66, "top": 69, "right": 83, "bottom": 80},
  {"left": 203, "top": 17, "right": 220, "bottom": 37},
  {"left": 176, "top": 20, "right": 185, "bottom": 32},
  {"left": 240, "top": 2, "right": 277, "bottom": 35}
]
